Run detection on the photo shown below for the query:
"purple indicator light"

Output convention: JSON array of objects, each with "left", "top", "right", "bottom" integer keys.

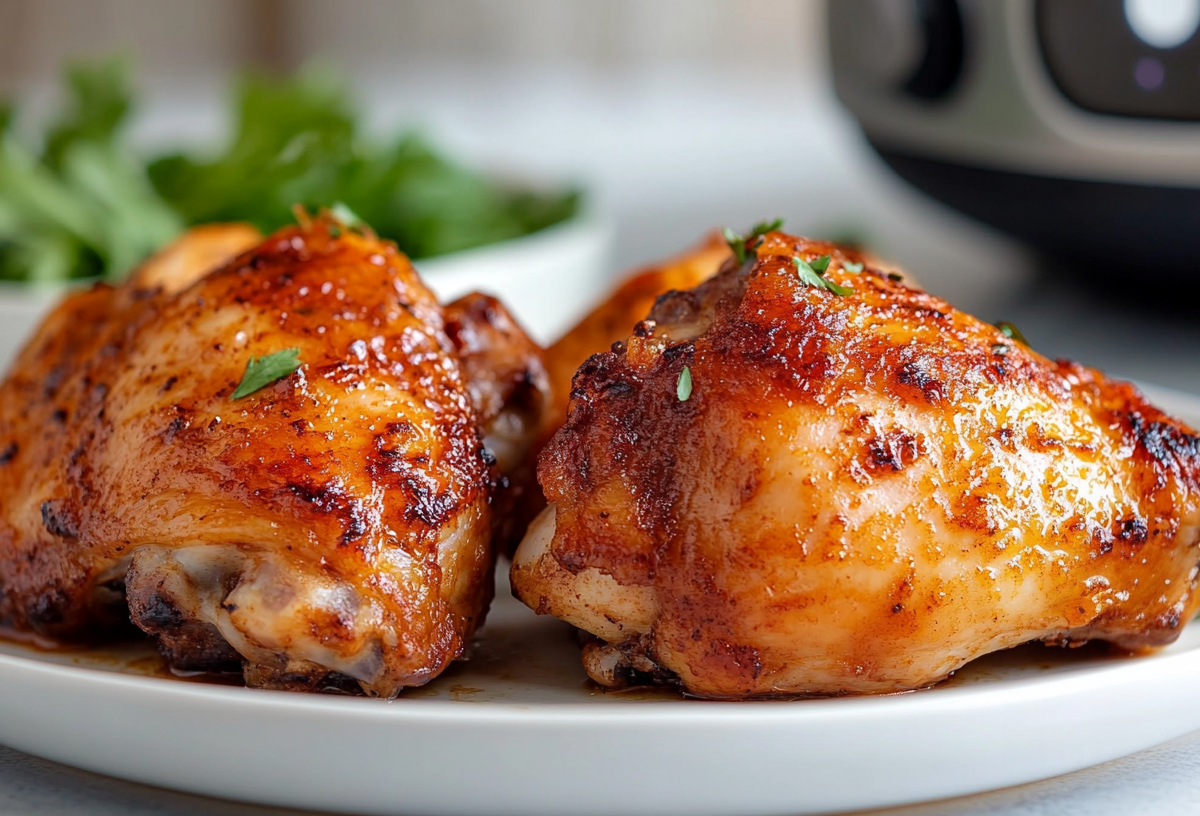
[{"left": 1135, "top": 56, "right": 1167, "bottom": 89}]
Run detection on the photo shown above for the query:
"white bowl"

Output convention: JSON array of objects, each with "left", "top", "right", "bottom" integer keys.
[
  {"left": 416, "top": 209, "right": 613, "bottom": 346},
  {"left": 0, "top": 211, "right": 613, "bottom": 370}
]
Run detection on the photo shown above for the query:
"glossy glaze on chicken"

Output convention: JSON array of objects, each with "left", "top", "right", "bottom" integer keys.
[
  {"left": 0, "top": 218, "right": 547, "bottom": 695},
  {"left": 472, "top": 233, "right": 735, "bottom": 555},
  {"left": 512, "top": 230, "right": 1200, "bottom": 699}
]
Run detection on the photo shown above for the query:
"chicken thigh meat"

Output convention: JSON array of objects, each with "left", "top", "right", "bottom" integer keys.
[
  {"left": 512, "top": 230, "right": 1200, "bottom": 699},
  {"left": 0, "top": 217, "right": 547, "bottom": 695}
]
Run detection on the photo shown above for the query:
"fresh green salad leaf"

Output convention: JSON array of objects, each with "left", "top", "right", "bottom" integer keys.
[
  {"left": 0, "top": 56, "right": 181, "bottom": 283},
  {"left": 0, "top": 58, "right": 580, "bottom": 284},
  {"left": 146, "top": 67, "right": 578, "bottom": 260},
  {"left": 42, "top": 59, "right": 132, "bottom": 170}
]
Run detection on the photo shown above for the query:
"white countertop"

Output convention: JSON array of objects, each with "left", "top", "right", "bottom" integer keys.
[{"left": 2, "top": 67, "right": 1198, "bottom": 815}]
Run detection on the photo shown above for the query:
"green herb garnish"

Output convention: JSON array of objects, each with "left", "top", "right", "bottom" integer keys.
[
  {"left": 996, "top": 322, "right": 1028, "bottom": 345},
  {"left": 794, "top": 256, "right": 854, "bottom": 296},
  {"left": 722, "top": 227, "right": 749, "bottom": 264},
  {"left": 677, "top": 366, "right": 693, "bottom": 402},
  {"left": 888, "top": 272, "right": 904, "bottom": 281},
  {"left": 330, "top": 201, "right": 366, "bottom": 231},
  {"left": 327, "top": 201, "right": 366, "bottom": 237},
  {"left": 231, "top": 348, "right": 302, "bottom": 400},
  {"left": 723, "top": 218, "right": 785, "bottom": 264},
  {"left": 749, "top": 217, "right": 785, "bottom": 236},
  {"left": 843, "top": 261, "right": 864, "bottom": 274}
]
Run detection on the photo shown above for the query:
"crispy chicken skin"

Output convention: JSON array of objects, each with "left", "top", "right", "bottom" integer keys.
[
  {"left": 544, "top": 233, "right": 731, "bottom": 431},
  {"left": 127, "top": 223, "right": 262, "bottom": 295},
  {"left": 444, "top": 292, "right": 551, "bottom": 551},
  {"left": 477, "top": 234, "right": 734, "bottom": 555},
  {"left": 514, "top": 232, "right": 906, "bottom": 557},
  {"left": 542, "top": 232, "right": 907, "bottom": 453},
  {"left": 0, "top": 218, "right": 546, "bottom": 696},
  {"left": 512, "top": 231, "right": 1200, "bottom": 699}
]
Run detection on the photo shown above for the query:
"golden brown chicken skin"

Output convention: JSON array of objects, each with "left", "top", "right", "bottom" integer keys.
[
  {"left": 544, "top": 233, "right": 730, "bottom": 430},
  {"left": 126, "top": 222, "right": 262, "bottom": 295},
  {"left": 0, "top": 217, "right": 546, "bottom": 696},
  {"left": 542, "top": 232, "right": 905, "bottom": 450},
  {"left": 443, "top": 292, "right": 551, "bottom": 551},
  {"left": 469, "top": 234, "right": 734, "bottom": 556},
  {"left": 512, "top": 231, "right": 1200, "bottom": 699}
]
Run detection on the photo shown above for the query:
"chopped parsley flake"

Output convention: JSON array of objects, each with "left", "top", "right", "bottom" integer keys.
[
  {"left": 750, "top": 217, "right": 785, "bottom": 236},
  {"left": 722, "top": 227, "right": 749, "bottom": 264},
  {"left": 794, "top": 256, "right": 854, "bottom": 296},
  {"left": 888, "top": 272, "right": 903, "bottom": 281},
  {"left": 996, "top": 322, "right": 1029, "bottom": 345},
  {"left": 231, "top": 348, "right": 302, "bottom": 400},
  {"left": 723, "top": 218, "right": 785, "bottom": 264},
  {"left": 677, "top": 366, "right": 693, "bottom": 402},
  {"left": 842, "top": 261, "right": 864, "bottom": 274}
]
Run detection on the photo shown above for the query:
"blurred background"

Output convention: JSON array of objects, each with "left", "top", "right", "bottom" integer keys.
[{"left": 0, "top": 0, "right": 1197, "bottom": 390}]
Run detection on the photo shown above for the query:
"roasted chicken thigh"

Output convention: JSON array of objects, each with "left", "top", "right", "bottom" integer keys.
[
  {"left": 512, "top": 230, "right": 1200, "bottom": 699},
  {"left": 543, "top": 233, "right": 731, "bottom": 433},
  {"left": 0, "top": 217, "right": 546, "bottom": 695},
  {"left": 541, "top": 232, "right": 908, "bottom": 446}
]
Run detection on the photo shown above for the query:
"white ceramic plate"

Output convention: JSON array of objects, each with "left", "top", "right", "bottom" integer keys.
[{"left": 1, "top": 385, "right": 1199, "bottom": 816}]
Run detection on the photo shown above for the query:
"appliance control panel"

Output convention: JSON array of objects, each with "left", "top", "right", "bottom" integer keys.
[{"left": 1038, "top": 0, "right": 1200, "bottom": 120}]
